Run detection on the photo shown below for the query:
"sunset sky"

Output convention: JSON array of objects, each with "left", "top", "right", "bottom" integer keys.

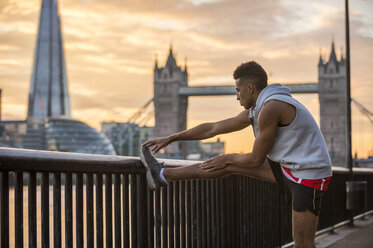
[{"left": 0, "top": 0, "right": 372, "bottom": 157}]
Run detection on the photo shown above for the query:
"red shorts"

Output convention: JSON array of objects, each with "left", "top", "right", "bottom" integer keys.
[
  {"left": 281, "top": 167, "right": 331, "bottom": 191},
  {"left": 268, "top": 159, "right": 332, "bottom": 216}
]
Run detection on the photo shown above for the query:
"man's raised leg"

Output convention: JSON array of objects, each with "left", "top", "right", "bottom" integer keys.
[
  {"left": 141, "top": 145, "right": 276, "bottom": 190},
  {"left": 163, "top": 159, "right": 276, "bottom": 183}
]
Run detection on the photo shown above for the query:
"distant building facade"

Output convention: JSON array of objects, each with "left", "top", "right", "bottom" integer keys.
[
  {"left": 200, "top": 138, "right": 225, "bottom": 159},
  {"left": 185, "top": 139, "right": 225, "bottom": 160},
  {"left": 46, "top": 117, "right": 115, "bottom": 155},
  {"left": 354, "top": 153, "right": 373, "bottom": 168},
  {"left": 0, "top": 117, "right": 116, "bottom": 155},
  {"left": 318, "top": 41, "right": 347, "bottom": 167},
  {"left": 0, "top": 121, "right": 27, "bottom": 148},
  {"left": 354, "top": 157, "right": 373, "bottom": 168},
  {"left": 102, "top": 122, "right": 153, "bottom": 156}
]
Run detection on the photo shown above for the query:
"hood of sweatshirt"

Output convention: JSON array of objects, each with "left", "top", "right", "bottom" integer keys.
[{"left": 252, "top": 84, "right": 292, "bottom": 116}]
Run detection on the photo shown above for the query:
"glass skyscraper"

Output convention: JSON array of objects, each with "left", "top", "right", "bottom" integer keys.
[
  {"left": 27, "top": 0, "right": 70, "bottom": 122},
  {"left": 16, "top": 0, "right": 116, "bottom": 155}
]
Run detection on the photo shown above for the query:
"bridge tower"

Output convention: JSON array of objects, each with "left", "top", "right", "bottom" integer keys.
[
  {"left": 318, "top": 40, "right": 347, "bottom": 167},
  {"left": 153, "top": 46, "right": 188, "bottom": 157}
]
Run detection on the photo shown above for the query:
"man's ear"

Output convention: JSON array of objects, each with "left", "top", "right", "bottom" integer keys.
[{"left": 248, "top": 83, "right": 255, "bottom": 94}]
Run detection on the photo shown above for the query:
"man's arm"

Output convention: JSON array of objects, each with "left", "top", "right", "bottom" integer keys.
[
  {"left": 174, "top": 110, "right": 251, "bottom": 140},
  {"left": 143, "top": 110, "right": 251, "bottom": 153},
  {"left": 200, "top": 101, "right": 280, "bottom": 171}
]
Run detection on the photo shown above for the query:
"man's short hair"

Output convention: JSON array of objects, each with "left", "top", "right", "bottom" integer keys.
[{"left": 233, "top": 61, "right": 268, "bottom": 90}]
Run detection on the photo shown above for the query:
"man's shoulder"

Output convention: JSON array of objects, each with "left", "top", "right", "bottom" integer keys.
[
  {"left": 262, "top": 99, "right": 291, "bottom": 113},
  {"left": 258, "top": 101, "right": 282, "bottom": 124}
]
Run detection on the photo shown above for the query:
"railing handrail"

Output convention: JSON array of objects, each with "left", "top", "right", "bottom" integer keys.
[
  {"left": 0, "top": 147, "right": 199, "bottom": 173},
  {"left": 332, "top": 165, "right": 373, "bottom": 174},
  {"left": 1, "top": 147, "right": 373, "bottom": 174},
  {"left": 0, "top": 147, "right": 142, "bottom": 173}
]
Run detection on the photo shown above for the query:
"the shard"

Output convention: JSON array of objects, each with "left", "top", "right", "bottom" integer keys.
[
  {"left": 27, "top": 0, "right": 70, "bottom": 122},
  {"left": 0, "top": 0, "right": 116, "bottom": 154}
]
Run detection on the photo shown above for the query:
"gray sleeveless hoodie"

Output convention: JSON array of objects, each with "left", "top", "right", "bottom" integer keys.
[{"left": 249, "top": 84, "right": 332, "bottom": 179}]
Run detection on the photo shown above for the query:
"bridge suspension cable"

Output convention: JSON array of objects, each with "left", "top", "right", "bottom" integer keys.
[
  {"left": 351, "top": 98, "right": 373, "bottom": 124},
  {"left": 137, "top": 110, "right": 155, "bottom": 126},
  {"left": 126, "top": 98, "right": 153, "bottom": 123}
]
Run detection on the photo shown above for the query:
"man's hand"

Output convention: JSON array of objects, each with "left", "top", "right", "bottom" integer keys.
[
  {"left": 199, "top": 154, "right": 229, "bottom": 172},
  {"left": 142, "top": 136, "right": 174, "bottom": 153}
]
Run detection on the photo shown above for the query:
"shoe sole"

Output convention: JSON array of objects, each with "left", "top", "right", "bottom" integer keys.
[{"left": 140, "top": 148, "right": 157, "bottom": 190}]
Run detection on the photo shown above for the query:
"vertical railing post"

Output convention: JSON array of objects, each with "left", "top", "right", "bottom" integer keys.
[
  {"left": 28, "top": 172, "right": 37, "bottom": 248},
  {"left": 232, "top": 177, "right": 237, "bottom": 247},
  {"left": 0, "top": 171, "right": 9, "bottom": 248},
  {"left": 76, "top": 173, "right": 84, "bottom": 248},
  {"left": 215, "top": 179, "right": 221, "bottom": 248},
  {"left": 137, "top": 175, "right": 148, "bottom": 247},
  {"left": 174, "top": 182, "right": 180, "bottom": 248},
  {"left": 168, "top": 182, "right": 174, "bottom": 248},
  {"left": 197, "top": 181, "right": 202, "bottom": 247},
  {"left": 220, "top": 178, "right": 227, "bottom": 247},
  {"left": 161, "top": 185, "right": 168, "bottom": 248},
  {"left": 155, "top": 189, "right": 162, "bottom": 248},
  {"left": 53, "top": 172, "right": 61, "bottom": 248},
  {"left": 191, "top": 180, "right": 197, "bottom": 248},
  {"left": 201, "top": 181, "right": 207, "bottom": 247},
  {"left": 114, "top": 173, "right": 121, "bottom": 248},
  {"left": 105, "top": 173, "right": 113, "bottom": 248},
  {"left": 180, "top": 181, "right": 186, "bottom": 248},
  {"left": 211, "top": 181, "right": 217, "bottom": 248},
  {"left": 86, "top": 173, "right": 94, "bottom": 248},
  {"left": 205, "top": 181, "right": 211, "bottom": 248},
  {"left": 331, "top": 181, "right": 336, "bottom": 233},
  {"left": 238, "top": 176, "right": 245, "bottom": 247},
  {"left": 186, "top": 181, "right": 192, "bottom": 248},
  {"left": 147, "top": 186, "right": 154, "bottom": 248},
  {"left": 243, "top": 177, "right": 248, "bottom": 247},
  {"left": 65, "top": 172, "right": 73, "bottom": 248},
  {"left": 15, "top": 172, "right": 23, "bottom": 248},
  {"left": 130, "top": 174, "right": 138, "bottom": 248},
  {"left": 96, "top": 174, "right": 103, "bottom": 248},
  {"left": 122, "top": 174, "right": 130, "bottom": 248},
  {"left": 41, "top": 172, "right": 49, "bottom": 248}
]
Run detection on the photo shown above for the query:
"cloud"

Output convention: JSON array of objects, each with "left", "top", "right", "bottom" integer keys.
[{"left": 0, "top": 44, "right": 20, "bottom": 51}]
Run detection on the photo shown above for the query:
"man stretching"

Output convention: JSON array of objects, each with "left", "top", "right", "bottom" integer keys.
[{"left": 141, "top": 61, "right": 332, "bottom": 248}]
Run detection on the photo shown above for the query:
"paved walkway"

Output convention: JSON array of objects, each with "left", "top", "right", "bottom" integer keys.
[{"left": 316, "top": 214, "right": 373, "bottom": 248}]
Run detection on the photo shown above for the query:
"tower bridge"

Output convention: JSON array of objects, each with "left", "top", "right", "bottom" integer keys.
[{"left": 153, "top": 43, "right": 349, "bottom": 166}]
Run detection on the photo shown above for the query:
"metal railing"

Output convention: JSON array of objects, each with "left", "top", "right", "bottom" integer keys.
[{"left": 0, "top": 147, "right": 372, "bottom": 248}]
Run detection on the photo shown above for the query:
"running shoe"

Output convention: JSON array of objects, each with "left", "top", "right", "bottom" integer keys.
[{"left": 140, "top": 145, "right": 167, "bottom": 190}]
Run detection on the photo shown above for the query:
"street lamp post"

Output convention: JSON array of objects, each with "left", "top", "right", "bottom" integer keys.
[{"left": 345, "top": 0, "right": 353, "bottom": 226}]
